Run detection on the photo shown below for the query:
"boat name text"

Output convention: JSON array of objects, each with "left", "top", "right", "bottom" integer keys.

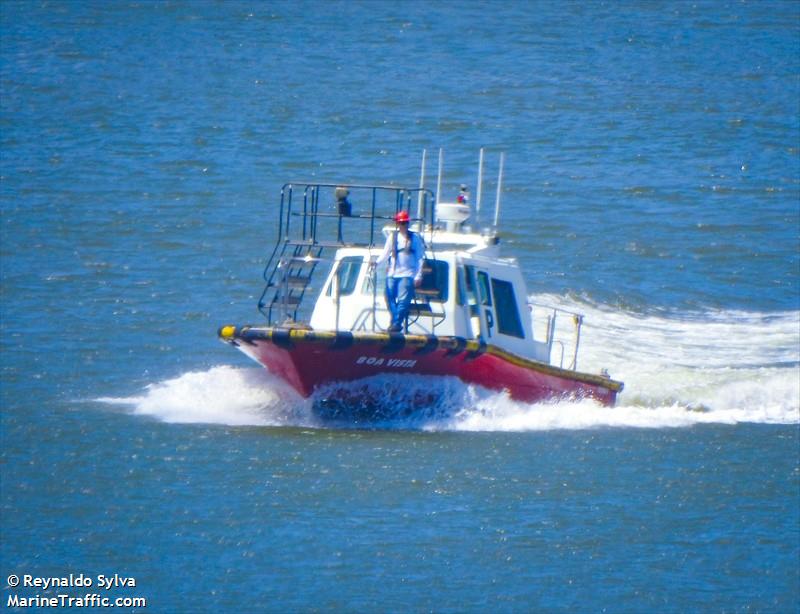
[{"left": 356, "top": 356, "right": 417, "bottom": 368}]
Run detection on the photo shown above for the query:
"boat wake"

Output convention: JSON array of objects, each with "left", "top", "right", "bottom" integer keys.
[
  {"left": 98, "top": 300, "right": 800, "bottom": 431},
  {"left": 96, "top": 366, "right": 309, "bottom": 428}
]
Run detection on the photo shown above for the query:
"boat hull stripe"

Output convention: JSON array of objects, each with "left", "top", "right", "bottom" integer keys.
[
  {"left": 270, "top": 328, "right": 293, "bottom": 349},
  {"left": 382, "top": 333, "right": 406, "bottom": 353},
  {"left": 331, "top": 331, "right": 354, "bottom": 350},
  {"left": 219, "top": 326, "right": 623, "bottom": 393},
  {"left": 414, "top": 335, "right": 440, "bottom": 355}
]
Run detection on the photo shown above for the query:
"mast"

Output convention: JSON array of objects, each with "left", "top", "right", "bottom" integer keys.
[
  {"left": 476, "top": 147, "right": 484, "bottom": 224},
  {"left": 435, "top": 148, "right": 443, "bottom": 207},
  {"left": 493, "top": 152, "right": 504, "bottom": 228},
  {"left": 416, "top": 148, "right": 426, "bottom": 222}
]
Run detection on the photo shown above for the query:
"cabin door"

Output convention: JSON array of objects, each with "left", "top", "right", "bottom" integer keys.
[{"left": 463, "top": 265, "right": 495, "bottom": 340}]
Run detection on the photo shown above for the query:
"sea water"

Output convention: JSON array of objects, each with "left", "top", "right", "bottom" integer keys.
[{"left": 1, "top": 1, "right": 798, "bottom": 612}]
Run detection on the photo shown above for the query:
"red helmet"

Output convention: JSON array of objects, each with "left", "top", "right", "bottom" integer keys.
[{"left": 394, "top": 210, "right": 410, "bottom": 223}]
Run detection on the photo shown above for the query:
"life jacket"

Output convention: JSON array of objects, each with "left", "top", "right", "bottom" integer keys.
[{"left": 392, "top": 229, "right": 424, "bottom": 264}]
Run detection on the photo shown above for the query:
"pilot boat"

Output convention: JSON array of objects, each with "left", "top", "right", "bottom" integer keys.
[{"left": 219, "top": 151, "right": 623, "bottom": 406}]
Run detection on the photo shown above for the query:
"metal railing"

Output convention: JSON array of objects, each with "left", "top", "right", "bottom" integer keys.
[
  {"left": 259, "top": 183, "right": 436, "bottom": 324},
  {"left": 529, "top": 303, "right": 585, "bottom": 371}
]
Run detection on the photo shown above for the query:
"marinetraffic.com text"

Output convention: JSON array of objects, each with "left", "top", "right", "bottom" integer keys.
[{"left": 6, "top": 573, "right": 147, "bottom": 609}]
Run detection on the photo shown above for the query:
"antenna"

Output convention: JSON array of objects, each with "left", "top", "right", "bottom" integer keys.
[
  {"left": 417, "top": 148, "right": 426, "bottom": 221},
  {"left": 493, "top": 152, "right": 504, "bottom": 227},
  {"left": 435, "top": 148, "right": 443, "bottom": 206},
  {"left": 476, "top": 147, "right": 484, "bottom": 223}
]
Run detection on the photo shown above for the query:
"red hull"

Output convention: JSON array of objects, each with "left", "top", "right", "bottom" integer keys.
[{"left": 219, "top": 327, "right": 622, "bottom": 406}]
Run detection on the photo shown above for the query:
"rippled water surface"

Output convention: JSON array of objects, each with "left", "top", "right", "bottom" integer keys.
[{"left": 2, "top": 1, "right": 799, "bottom": 612}]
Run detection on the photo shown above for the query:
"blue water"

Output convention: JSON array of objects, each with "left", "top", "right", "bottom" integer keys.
[{"left": 2, "top": 1, "right": 799, "bottom": 612}]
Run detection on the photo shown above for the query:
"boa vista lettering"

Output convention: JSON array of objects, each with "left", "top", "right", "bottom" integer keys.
[{"left": 355, "top": 355, "right": 417, "bottom": 368}]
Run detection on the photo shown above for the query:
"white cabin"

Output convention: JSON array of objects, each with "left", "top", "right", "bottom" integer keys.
[
  {"left": 256, "top": 155, "right": 585, "bottom": 370},
  {"left": 308, "top": 215, "right": 551, "bottom": 363}
]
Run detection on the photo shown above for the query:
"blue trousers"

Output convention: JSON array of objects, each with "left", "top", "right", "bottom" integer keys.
[{"left": 385, "top": 277, "right": 415, "bottom": 330}]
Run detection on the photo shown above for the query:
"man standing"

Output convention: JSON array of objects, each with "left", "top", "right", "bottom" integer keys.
[{"left": 374, "top": 210, "right": 426, "bottom": 332}]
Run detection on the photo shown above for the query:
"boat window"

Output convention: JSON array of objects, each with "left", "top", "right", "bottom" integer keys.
[
  {"left": 361, "top": 261, "right": 385, "bottom": 295},
  {"left": 326, "top": 256, "right": 363, "bottom": 297},
  {"left": 418, "top": 259, "right": 448, "bottom": 302},
  {"left": 456, "top": 266, "right": 467, "bottom": 306},
  {"left": 477, "top": 271, "right": 492, "bottom": 306},
  {"left": 491, "top": 278, "right": 524, "bottom": 338},
  {"left": 463, "top": 265, "right": 478, "bottom": 307}
]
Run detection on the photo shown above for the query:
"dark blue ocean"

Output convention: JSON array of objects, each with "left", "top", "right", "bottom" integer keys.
[{"left": 2, "top": 1, "right": 799, "bottom": 612}]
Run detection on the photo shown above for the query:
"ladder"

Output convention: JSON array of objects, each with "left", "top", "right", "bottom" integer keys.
[{"left": 259, "top": 242, "right": 324, "bottom": 324}]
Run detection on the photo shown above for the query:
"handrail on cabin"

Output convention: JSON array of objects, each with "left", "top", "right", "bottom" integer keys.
[{"left": 528, "top": 302, "right": 584, "bottom": 371}]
